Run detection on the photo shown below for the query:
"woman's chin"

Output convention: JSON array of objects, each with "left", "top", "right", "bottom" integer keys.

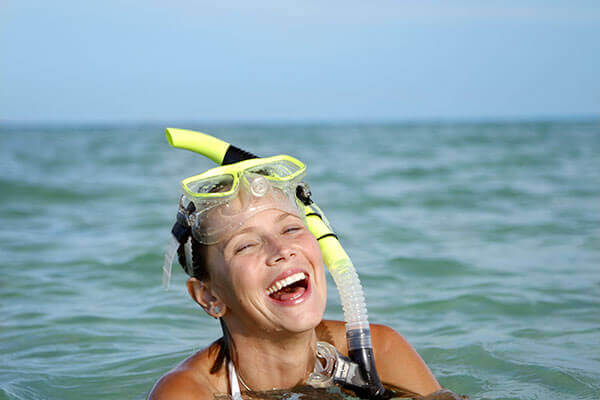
[
  {"left": 278, "top": 310, "right": 324, "bottom": 334},
  {"left": 283, "top": 299, "right": 327, "bottom": 333},
  {"left": 264, "top": 295, "right": 326, "bottom": 333}
]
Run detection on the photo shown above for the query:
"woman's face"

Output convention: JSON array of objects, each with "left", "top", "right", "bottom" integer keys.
[{"left": 205, "top": 206, "right": 327, "bottom": 336}]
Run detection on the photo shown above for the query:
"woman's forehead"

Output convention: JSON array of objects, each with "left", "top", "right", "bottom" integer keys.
[
  {"left": 224, "top": 208, "right": 301, "bottom": 241},
  {"left": 205, "top": 195, "right": 300, "bottom": 234},
  {"left": 240, "top": 208, "right": 301, "bottom": 229}
]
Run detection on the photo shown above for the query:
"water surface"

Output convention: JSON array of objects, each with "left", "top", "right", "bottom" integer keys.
[{"left": 1, "top": 120, "right": 599, "bottom": 399}]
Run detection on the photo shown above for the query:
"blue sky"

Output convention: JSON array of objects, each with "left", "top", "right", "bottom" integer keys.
[{"left": 1, "top": 1, "right": 599, "bottom": 122}]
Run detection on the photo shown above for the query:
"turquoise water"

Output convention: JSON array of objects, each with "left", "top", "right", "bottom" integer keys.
[{"left": 1, "top": 121, "right": 599, "bottom": 400}]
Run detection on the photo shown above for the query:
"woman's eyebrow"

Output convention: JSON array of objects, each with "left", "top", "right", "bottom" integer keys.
[
  {"left": 222, "top": 227, "right": 255, "bottom": 249},
  {"left": 222, "top": 213, "right": 301, "bottom": 249},
  {"left": 276, "top": 212, "right": 301, "bottom": 222}
]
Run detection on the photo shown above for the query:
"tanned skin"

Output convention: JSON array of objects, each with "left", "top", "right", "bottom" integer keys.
[
  {"left": 149, "top": 320, "right": 441, "bottom": 399},
  {"left": 150, "top": 209, "right": 441, "bottom": 399}
]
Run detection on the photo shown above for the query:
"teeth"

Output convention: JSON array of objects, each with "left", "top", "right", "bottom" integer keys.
[{"left": 266, "top": 272, "right": 306, "bottom": 295}]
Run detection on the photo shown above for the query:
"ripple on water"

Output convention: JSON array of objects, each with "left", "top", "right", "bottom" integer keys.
[
  {"left": 427, "top": 344, "right": 599, "bottom": 400},
  {"left": 387, "top": 256, "right": 483, "bottom": 278}
]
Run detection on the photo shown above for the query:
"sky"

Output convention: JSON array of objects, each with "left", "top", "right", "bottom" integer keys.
[{"left": 1, "top": 0, "right": 599, "bottom": 123}]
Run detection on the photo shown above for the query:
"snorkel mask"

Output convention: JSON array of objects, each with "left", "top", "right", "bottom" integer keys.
[
  {"left": 163, "top": 128, "right": 392, "bottom": 400},
  {"left": 181, "top": 155, "right": 306, "bottom": 244}
]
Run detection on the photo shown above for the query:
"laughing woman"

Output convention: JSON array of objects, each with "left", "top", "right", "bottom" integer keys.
[{"left": 149, "top": 129, "right": 449, "bottom": 400}]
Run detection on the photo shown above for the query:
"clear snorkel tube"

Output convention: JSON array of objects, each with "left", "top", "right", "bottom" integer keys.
[{"left": 164, "top": 128, "right": 391, "bottom": 400}]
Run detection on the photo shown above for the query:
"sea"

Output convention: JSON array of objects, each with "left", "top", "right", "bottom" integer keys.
[{"left": 1, "top": 120, "right": 599, "bottom": 400}]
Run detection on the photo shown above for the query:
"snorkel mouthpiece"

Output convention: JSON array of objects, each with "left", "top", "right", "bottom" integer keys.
[{"left": 164, "top": 128, "right": 390, "bottom": 399}]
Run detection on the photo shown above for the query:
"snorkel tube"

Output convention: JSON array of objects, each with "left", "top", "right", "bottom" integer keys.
[{"left": 165, "top": 128, "right": 391, "bottom": 400}]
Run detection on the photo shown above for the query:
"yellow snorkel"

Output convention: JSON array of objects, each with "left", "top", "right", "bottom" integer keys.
[
  {"left": 166, "top": 128, "right": 258, "bottom": 165},
  {"left": 165, "top": 128, "right": 391, "bottom": 400}
]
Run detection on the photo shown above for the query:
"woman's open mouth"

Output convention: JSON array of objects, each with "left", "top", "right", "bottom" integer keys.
[{"left": 265, "top": 271, "right": 310, "bottom": 304}]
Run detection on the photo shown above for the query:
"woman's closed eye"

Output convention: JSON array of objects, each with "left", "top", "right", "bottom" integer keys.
[
  {"left": 233, "top": 239, "right": 259, "bottom": 254},
  {"left": 282, "top": 224, "right": 303, "bottom": 235}
]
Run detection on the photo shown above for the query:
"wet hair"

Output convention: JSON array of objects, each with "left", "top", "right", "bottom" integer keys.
[
  {"left": 176, "top": 236, "right": 234, "bottom": 374},
  {"left": 176, "top": 235, "right": 208, "bottom": 280}
]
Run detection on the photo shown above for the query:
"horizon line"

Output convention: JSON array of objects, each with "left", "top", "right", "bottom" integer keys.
[{"left": 1, "top": 114, "right": 599, "bottom": 128}]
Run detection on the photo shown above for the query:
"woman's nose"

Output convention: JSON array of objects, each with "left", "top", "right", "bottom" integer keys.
[{"left": 265, "top": 238, "right": 296, "bottom": 266}]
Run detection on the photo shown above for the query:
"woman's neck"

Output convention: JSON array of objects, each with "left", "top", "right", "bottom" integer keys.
[{"left": 228, "top": 329, "right": 318, "bottom": 392}]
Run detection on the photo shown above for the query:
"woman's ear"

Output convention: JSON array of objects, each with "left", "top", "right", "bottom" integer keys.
[{"left": 187, "top": 277, "right": 226, "bottom": 318}]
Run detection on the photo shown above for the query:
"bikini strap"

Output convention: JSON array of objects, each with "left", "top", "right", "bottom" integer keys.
[{"left": 228, "top": 360, "right": 243, "bottom": 400}]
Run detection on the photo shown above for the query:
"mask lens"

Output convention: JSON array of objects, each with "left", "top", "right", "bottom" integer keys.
[
  {"left": 246, "top": 159, "right": 304, "bottom": 180},
  {"left": 185, "top": 174, "right": 235, "bottom": 196}
]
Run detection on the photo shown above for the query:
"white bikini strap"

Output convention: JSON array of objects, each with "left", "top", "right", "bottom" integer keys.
[{"left": 228, "top": 360, "right": 243, "bottom": 400}]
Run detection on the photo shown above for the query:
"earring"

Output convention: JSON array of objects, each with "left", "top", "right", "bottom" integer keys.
[{"left": 213, "top": 306, "right": 221, "bottom": 315}]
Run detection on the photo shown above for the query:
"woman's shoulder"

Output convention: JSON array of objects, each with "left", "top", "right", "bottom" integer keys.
[
  {"left": 316, "top": 319, "right": 347, "bottom": 353},
  {"left": 316, "top": 319, "right": 408, "bottom": 355},
  {"left": 148, "top": 369, "right": 208, "bottom": 400},
  {"left": 148, "top": 341, "right": 227, "bottom": 400},
  {"left": 317, "top": 320, "right": 441, "bottom": 396}
]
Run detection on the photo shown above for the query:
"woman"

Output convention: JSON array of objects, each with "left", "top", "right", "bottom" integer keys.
[{"left": 150, "top": 131, "right": 444, "bottom": 399}]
